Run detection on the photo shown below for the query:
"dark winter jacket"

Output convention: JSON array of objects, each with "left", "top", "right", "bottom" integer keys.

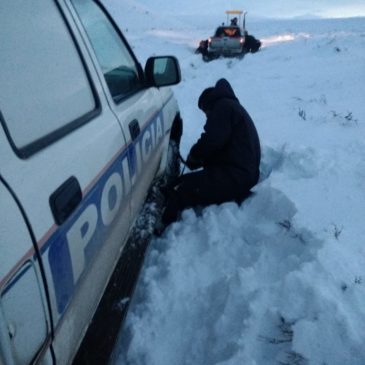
[{"left": 189, "top": 78, "right": 261, "bottom": 191}]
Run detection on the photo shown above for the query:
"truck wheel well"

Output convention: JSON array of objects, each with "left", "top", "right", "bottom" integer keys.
[{"left": 170, "top": 113, "right": 183, "bottom": 146}]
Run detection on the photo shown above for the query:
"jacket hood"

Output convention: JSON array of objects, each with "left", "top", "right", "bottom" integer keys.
[{"left": 198, "top": 78, "right": 238, "bottom": 112}]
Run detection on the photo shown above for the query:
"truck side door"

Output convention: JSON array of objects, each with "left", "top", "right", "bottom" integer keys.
[
  {"left": 0, "top": 0, "right": 132, "bottom": 363},
  {"left": 71, "top": 0, "right": 166, "bottom": 219}
]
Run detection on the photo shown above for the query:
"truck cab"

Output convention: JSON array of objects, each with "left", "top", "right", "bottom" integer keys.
[
  {"left": 0, "top": 0, "right": 182, "bottom": 363},
  {"left": 207, "top": 25, "right": 245, "bottom": 58}
]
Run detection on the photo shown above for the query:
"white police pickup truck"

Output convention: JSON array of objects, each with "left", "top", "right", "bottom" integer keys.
[{"left": 0, "top": 0, "right": 182, "bottom": 364}]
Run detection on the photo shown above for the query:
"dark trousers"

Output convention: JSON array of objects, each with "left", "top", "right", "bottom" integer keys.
[{"left": 162, "top": 167, "right": 252, "bottom": 226}]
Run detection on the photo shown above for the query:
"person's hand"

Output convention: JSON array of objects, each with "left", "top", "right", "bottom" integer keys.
[{"left": 186, "top": 152, "right": 202, "bottom": 170}]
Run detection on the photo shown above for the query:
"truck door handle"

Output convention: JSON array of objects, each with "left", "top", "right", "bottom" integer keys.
[
  {"left": 49, "top": 176, "right": 82, "bottom": 225},
  {"left": 129, "top": 119, "right": 140, "bottom": 141}
]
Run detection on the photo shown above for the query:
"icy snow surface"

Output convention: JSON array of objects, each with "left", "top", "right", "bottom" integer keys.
[{"left": 105, "top": 1, "right": 365, "bottom": 364}]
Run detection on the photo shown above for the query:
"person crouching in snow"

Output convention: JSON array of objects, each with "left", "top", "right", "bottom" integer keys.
[{"left": 160, "top": 78, "right": 261, "bottom": 231}]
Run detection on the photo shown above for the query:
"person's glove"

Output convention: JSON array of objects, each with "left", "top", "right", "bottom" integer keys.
[{"left": 186, "top": 152, "right": 202, "bottom": 170}]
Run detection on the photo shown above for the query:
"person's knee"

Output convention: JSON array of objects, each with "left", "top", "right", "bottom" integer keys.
[
  {"left": 162, "top": 177, "right": 200, "bottom": 226},
  {"left": 161, "top": 189, "right": 181, "bottom": 225}
]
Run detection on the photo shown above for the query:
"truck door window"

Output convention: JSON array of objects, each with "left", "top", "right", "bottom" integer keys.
[
  {"left": 72, "top": 0, "right": 143, "bottom": 103},
  {"left": 0, "top": 0, "right": 97, "bottom": 158}
]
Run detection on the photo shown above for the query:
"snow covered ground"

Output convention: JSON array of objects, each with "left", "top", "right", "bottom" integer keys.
[{"left": 105, "top": 1, "right": 365, "bottom": 364}]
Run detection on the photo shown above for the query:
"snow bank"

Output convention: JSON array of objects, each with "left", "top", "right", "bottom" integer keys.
[{"left": 105, "top": 2, "right": 365, "bottom": 364}]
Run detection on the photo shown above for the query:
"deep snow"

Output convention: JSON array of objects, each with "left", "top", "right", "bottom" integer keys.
[{"left": 104, "top": 1, "right": 365, "bottom": 364}]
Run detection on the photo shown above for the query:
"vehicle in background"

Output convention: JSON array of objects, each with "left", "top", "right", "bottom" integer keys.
[{"left": 195, "top": 10, "right": 262, "bottom": 61}]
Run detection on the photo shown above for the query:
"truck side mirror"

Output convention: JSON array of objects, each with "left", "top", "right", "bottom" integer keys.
[{"left": 145, "top": 56, "right": 181, "bottom": 87}]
